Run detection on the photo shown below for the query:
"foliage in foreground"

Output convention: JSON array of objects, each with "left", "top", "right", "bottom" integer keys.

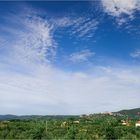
[{"left": 0, "top": 114, "right": 140, "bottom": 139}]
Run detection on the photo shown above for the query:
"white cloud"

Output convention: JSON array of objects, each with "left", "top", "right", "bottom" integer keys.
[
  {"left": 130, "top": 50, "right": 140, "bottom": 58},
  {"left": 101, "top": 0, "right": 140, "bottom": 17},
  {"left": 0, "top": 14, "right": 56, "bottom": 66},
  {"left": 101, "top": 0, "right": 140, "bottom": 26},
  {"left": 69, "top": 49, "right": 95, "bottom": 63},
  {"left": 15, "top": 16, "right": 56, "bottom": 64}
]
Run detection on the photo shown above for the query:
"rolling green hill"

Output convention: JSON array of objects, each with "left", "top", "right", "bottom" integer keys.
[{"left": 117, "top": 108, "right": 140, "bottom": 116}]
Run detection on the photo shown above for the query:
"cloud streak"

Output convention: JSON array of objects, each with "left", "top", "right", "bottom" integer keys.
[
  {"left": 52, "top": 16, "right": 99, "bottom": 40},
  {"left": 130, "top": 50, "right": 140, "bottom": 58},
  {"left": 69, "top": 49, "right": 95, "bottom": 63}
]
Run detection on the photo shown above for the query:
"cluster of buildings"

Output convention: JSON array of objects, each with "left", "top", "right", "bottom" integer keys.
[
  {"left": 79, "top": 112, "right": 140, "bottom": 127},
  {"left": 135, "top": 121, "right": 140, "bottom": 127},
  {"left": 80, "top": 112, "right": 114, "bottom": 118},
  {"left": 121, "top": 120, "right": 140, "bottom": 127}
]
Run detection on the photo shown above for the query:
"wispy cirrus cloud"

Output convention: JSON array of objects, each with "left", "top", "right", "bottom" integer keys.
[
  {"left": 71, "top": 18, "right": 98, "bottom": 38},
  {"left": 69, "top": 49, "right": 95, "bottom": 63},
  {"left": 0, "top": 8, "right": 99, "bottom": 69},
  {"left": 51, "top": 17, "right": 75, "bottom": 27},
  {"left": 13, "top": 16, "right": 56, "bottom": 64},
  {"left": 52, "top": 16, "right": 99, "bottom": 40},
  {"left": 0, "top": 13, "right": 56, "bottom": 66}
]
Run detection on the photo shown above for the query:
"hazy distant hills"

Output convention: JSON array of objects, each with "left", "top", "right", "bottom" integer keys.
[
  {"left": 0, "top": 115, "right": 42, "bottom": 120},
  {"left": 0, "top": 114, "right": 77, "bottom": 120},
  {"left": 0, "top": 108, "right": 140, "bottom": 120},
  {"left": 0, "top": 115, "right": 17, "bottom": 120}
]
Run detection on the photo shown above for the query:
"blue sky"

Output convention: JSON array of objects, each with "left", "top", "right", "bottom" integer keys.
[{"left": 0, "top": 0, "right": 140, "bottom": 115}]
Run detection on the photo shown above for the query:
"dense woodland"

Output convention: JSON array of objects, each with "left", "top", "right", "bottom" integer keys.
[{"left": 0, "top": 113, "right": 140, "bottom": 139}]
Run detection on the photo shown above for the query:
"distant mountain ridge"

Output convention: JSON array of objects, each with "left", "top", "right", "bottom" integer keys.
[
  {"left": 0, "top": 115, "right": 17, "bottom": 120},
  {"left": 0, "top": 115, "right": 42, "bottom": 120},
  {"left": 0, "top": 114, "right": 77, "bottom": 120},
  {"left": 0, "top": 108, "right": 140, "bottom": 120},
  {"left": 116, "top": 108, "right": 140, "bottom": 115}
]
